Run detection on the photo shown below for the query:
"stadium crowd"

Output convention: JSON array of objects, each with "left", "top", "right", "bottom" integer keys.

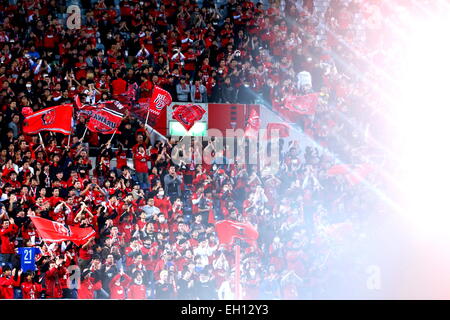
[{"left": 0, "top": 0, "right": 389, "bottom": 299}]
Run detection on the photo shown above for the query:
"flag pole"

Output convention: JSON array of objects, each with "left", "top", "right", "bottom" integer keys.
[
  {"left": 38, "top": 133, "right": 45, "bottom": 149},
  {"left": 145, "top": 123, "right": 168, "bottom": 142},
  {"left": 144, "top": 108, "right": 151, "bottom": 128},
  {"left": 107, "top": 128, "right": 118, "bottom": 145},
  {"left": 234, "top": 241, "right": 241, "bottom": 300},
  {"left": 81, "top": 127, "right": 88, "bottom": 141},
  {"left": 67, "top": 132, "right": 71, "bottom": 149},
  {"left": 143, "top": 110, "right": 155, "bottom": 139}
]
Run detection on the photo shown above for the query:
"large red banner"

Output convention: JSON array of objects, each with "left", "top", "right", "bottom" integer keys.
[
  {"left": 30, "top": 216, "right": 95, "bottom": 246},
  {"left": 82, "top": 100, "right": 126, "bottom": 134},
  {"left": 23, "top": 104, "right": 73, "bottom": 135},
  {"left": 215, "top": 220, "right": 259, "bottom": 247}
]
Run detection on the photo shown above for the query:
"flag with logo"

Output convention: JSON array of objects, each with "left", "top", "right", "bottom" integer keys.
[
  {"left": 23, "top": 104, "right": 73, "bottom": 135},
  {"left": 82, "top": 100, "right": 126, "bottom": 134},
  {"left": 215, "top": 220, "right": 259, "bottom": 247},
  {"left": 172, "top": 104, "right": 206, "bottom": 131},
  {"left": 30, "top": 216, "right": 95, "bottom": 246},
  {"left": 284, "top": 93, "right": 319, "bottom": 115},
  {"left": 130, "top": 86, "right": 172, "bottom": 126}
]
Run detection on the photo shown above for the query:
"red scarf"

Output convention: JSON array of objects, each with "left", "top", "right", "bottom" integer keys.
[{"left": 194, "top": 85, "right": 201, "bottom": 100}]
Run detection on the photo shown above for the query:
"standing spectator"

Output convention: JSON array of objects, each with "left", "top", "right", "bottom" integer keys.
[
  {"left": 154, "top": 270, "right": 175, "bottom": 299},
  {"left": 109, "top": 269, "right": 131, "bottom": 300},
  {"left": 8, "top": 114, "right": 20, "bottom": 139},
  {"left": 193, "top": 270, "right": 216, "bottom": 300},
  {"left": 177, "top": 269, "right": 194, "bottom": 299},
  {"left": 164, "top": 166, "right": 182, "bottom": 202},
  {"left": 111, "top": 73, "right": 128, "bottom": 99},
  {"left": 190, "top": 79, "right": 208, "bottom": 103},
  {"left": 237, "top": 79, "right": 255, "bottom": 104},
  {"left": 21, "top": 272, "right": 43, "bottom": 299},
  {"left": 0, "top": 267, "right": 21, "bottom": 299},
  {"left": 0, "top": 218, "right": 18, "bottom": 266},
  {"left": 220, "top": 77, "right": 236, "bottom": 103},
  {"left": 176, "top": 77, "right": 191, "bottom": 102},
  {"left": 78, "top": 269, "right": 103, "bottom": 299},
  {"left": 127, "top": 270, "right": 147, "bottom": 299},
  {"left": 44, "top": 257, "right": 66, "bottom": 299},
  {"left": 133, "top": 145, "right": 151, "bottom": 190}
]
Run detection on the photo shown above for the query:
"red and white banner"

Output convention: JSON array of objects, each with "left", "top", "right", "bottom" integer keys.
[
  {"left": 30, "top": 216, "right": 95, "bottom": 246},
  {"left": 23, "top": 104, "right": 73, "bottom": 135},
  {"left": 215, "top": 220, "right": 259, "bottom": 247},
  {"left": 82, "top": 100, "right": 126, "bottom": 134},
  {"left": 284, "top": 93, "right": 319, "bottom": 115},
  {"left": 172, "top": 104, "right": 206, "bottom": 131}
]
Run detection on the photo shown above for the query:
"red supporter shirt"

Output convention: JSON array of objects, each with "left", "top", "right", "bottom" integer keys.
[
  {"left": 0, "top": 224, "right": 18, "bottom": 254},
  {"left": 111, "top": 78, "right": 128, "bottom": 96}
]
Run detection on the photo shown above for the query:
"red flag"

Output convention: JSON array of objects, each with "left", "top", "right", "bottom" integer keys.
[
  {"left": 130, "top": 86, "right": 172, "bottom": 126},
  {"left": 74, "top": 95, "right": 82, "bottom": 109},
  {"left": 215, "top": 220, "right": 259, "bottom": 247},
  {"left": 244, "top": 108, "right": 260, "bottom": 138},
  {"left": 23, "top": 104, "right": 73, "bottom": 135},
  {"left": 148, "top": 86, "right": 172, "bottom": 117},
  {"left": 121, "top": 82, "right": 139, "bottom": 106},
  {"left": 130, "top": 97, "right": 151, "bottom": 123},
  {"left": 172, "top": 104, "right": 206, "bottom": 131},
  {"left": 30, "top": 216, "right": 95, "bottom": 246},
  {"left": 266, "top": 123, "right": 290, "bottom": 139},
  {"left": 84, "top": 100, "right": 126, "bottom": 134},
  {"left": 284, "top": 93, "right": 319, "bottom": 115}
]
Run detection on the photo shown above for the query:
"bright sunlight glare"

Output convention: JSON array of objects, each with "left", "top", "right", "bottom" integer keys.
[{"left": 394, "top": 9, "right": 450, "bottom": 236}]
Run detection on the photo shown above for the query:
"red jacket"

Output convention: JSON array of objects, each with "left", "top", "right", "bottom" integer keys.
[
  {"left": 21, "top": 281, "right": 43, "bottom": 299},
  {"left": 0, "top": 275, "right": 20, "bottom": 299},
  {"left": 116, "top": 151, "right": 128, "bottom": 169},
  {"left": 133, "top": 151, "right": 151, "bottom": 173},
  {"left": 44, "top": 266, "right": 66, "bottom": 298},
  {"left": 128, "top": 282, "right": 147, "bottom": 299},
  {"left": 109, "top": 273, "right": 131, "bottom": 299},
  {"left": 153, "top": 196, "right": 172, "bottom": 219},
  {"left": 0, "top": 224, "right": 19, "bottom": 254},
  {"left": 111, "top": 78, "right": 128, "bottom": 96},
  {"left": 78, "top": 276, "right": 103, "bottom": 299}
]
